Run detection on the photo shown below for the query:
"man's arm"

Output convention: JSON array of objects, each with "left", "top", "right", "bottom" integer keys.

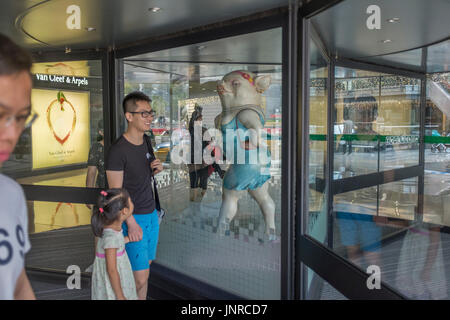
[
  {"left": 106, "top": 170, "right": 142, "bottom": 242},
  {"left": 14, "top": 268, "right": 35, "bottom": 300},
  {"left": 86, "top": 166, "right": 98, "bottom": 209},
  {"left": 106, "top": 170, "right": 124, "bottom": 189},
  {"left": 86, "top": 166, "right": 98, "bottom": 188}
]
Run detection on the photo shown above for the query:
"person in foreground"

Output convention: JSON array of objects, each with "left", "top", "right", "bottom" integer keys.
[
  {"left": 91, "top": 188, "right": 138, "bottom": 300},
  {"left": 106, "top": 91, "right": 163, "bottom": 300},
  {"left": 0, "top": 33, "right": 35, "bottom": 300}
]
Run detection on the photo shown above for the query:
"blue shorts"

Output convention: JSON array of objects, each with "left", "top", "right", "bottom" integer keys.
[
  {"left": 122, "top": 209, "right": 160, "bottom": 271},
  {"left": 336, "top": 212, "right": 382, "bottom": 252}
]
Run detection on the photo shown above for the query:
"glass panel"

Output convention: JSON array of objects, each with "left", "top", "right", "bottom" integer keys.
[
  {"left": 427, "top": 40, "right": 450, "bottom": 74},
  {"left": 424, "top": 72, "right": 450, "bottom": 226},
  {"left": 120, "top": 28, "right": 282, "bottom": 299},
  {"left": 26, "top": 200, "right": 94, "bottom": 271},
  {"left": 379, "top": 76, "right": 420, "bottom": 170},
  {"left": 379, "top": 178, "right": 417, "bottom": 221},
  {"left": 307, "top": 37, "right": 328, "bottom": 244},
  {"left": 362, "top": 48, "right": 423, "bottom": 72},
  {"left": 334, "top": 67, "right": 420, "bottom": 177},
  {"left": 304, "top": 266, "right": 348, "bottom": 300},
  {"left": 0, "top": 60, "right": 105, "bottom": 189}
]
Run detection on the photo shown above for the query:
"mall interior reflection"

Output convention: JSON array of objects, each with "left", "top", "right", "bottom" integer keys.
[{"left": 306, "top": 30, "right": 450, "bottom": 298}]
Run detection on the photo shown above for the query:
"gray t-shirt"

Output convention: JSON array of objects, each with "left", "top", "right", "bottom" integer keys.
[{"left": 0, "top": 174, "right": 31, "bottom": 300}]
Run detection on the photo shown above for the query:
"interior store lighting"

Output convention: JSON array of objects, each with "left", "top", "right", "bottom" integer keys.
[{"left": 387, "top": 18, "right": 400, "bottom": 23}]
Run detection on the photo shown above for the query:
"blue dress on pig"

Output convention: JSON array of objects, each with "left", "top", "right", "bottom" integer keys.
[{"left": 220, "top": 107, "right": 271, "bottom": 190}]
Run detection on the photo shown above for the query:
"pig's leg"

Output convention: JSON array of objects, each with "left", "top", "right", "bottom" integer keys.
[
  {"left": 248, "top": 182, "right": 276, "bottom": 240},
  {"left": 218, "top": 188, "right": 241, "bottom": 236}
]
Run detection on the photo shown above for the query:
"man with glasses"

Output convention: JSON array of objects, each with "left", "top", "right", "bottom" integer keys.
[
  {"left": 106, "top": 91, "right": 163, "bottom": 300},
  {"left": 0, "top": 33, "right": 36, "bottom": 299}
]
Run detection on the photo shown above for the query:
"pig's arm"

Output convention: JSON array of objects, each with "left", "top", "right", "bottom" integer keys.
[
  {"left": 214, "top": 114, "right": 221, "bottom": 129},
  {"left": 238, "top": 110, "right": 268, "bottom": 149}
]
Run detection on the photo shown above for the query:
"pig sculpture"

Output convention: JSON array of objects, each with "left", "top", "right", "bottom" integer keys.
[{"left": 215, "top": 70, "right": 276, "bottom": 241}]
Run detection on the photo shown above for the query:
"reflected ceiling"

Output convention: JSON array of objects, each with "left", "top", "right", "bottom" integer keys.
[
  {"left": 311, "top": 0, "right": 450, "bottom": 73},
  {"left": 123, "top": 28, "right": 282, "bottom": 82},
  {"left": 0, "top": 0, "right": 448, "bottom": 74},
  {"left": 1, "top": 0, "right": 288, "bottom": 51},
  {"left": 125, "top": 28, "right": 282, "bottom": 64},
  {"left": 124, "top": 61, "right": 282, "bottom": 83}
]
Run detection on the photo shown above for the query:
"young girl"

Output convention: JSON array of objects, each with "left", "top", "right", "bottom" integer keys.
[{"left": 91, "top": 188, "right": 137, "bottom": 300}]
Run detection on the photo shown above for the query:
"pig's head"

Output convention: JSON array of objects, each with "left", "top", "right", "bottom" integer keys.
[{"left": 217, "top": 70, "right": 271, "bottom": 110}]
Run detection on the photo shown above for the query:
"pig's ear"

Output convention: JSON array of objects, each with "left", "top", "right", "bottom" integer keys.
[{"left": 255, "top": 75, "right": 271, "bottom": 93}]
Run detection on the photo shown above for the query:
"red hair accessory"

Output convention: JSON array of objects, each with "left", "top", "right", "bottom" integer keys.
[
  {"left": 235, "top": 71, "right": 255, "bottom": 86},
  {"left": 100, "top": 191, "right": 108, "bottom": 196},
  {"left": 99, "top": 208, "right": 104, "bottom": 214}
]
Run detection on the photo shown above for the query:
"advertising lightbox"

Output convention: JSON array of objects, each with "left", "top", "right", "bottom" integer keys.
[{"left": 31, "top": 89, "right": 90, "bottom": 169}]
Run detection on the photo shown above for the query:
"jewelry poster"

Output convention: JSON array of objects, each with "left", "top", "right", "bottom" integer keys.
[{"left": 31, "top": 89, "right": 90, "bottom": 169}]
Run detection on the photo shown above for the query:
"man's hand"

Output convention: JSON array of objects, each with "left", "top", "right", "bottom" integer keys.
[
  {"left": 126, "top": 216, "right": 143, "bottom": 242},
  {"left": 150, "top": 159, "right": 163, "bottom": 174}
]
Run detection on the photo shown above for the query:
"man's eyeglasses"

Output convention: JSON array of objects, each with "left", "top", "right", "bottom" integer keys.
[
  {"left": 128, "top": 110, "right": 156, "bottom": 118},
  {"left": 0, "top": 112, "right": 39, "bottom": 130}
]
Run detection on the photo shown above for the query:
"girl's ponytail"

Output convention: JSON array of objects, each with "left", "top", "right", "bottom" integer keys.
[{"left": 91, "top": 208, "right": 105, "bottom": 237}]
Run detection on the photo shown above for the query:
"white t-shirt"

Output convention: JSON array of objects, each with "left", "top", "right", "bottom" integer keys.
[{"left": 0, "top": 174, "right": 31, "bottom": 300}]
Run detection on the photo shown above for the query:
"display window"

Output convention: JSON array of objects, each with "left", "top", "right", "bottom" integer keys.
[
  {"left": 0, "top": 60, "right": 105, "bottom": 233},
  {"left": 119, "top": 28, "right": 283, "bottom": 299}
]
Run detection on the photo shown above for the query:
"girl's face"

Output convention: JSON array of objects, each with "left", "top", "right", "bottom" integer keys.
[{"left": 121, "top": 197, "right": 134, "bottom": 221}]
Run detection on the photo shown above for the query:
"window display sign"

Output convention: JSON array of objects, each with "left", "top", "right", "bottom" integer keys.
[
  {"left": 34, "top": 73, "right": 89, "bottom": 87},
  {"left": 31, "top": 61, "right": 90, "bottom": 77},
  {"left": 31, "top": 89, "right": 90, "bottom": 169}
]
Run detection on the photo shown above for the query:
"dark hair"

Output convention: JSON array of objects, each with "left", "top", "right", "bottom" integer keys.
[
  {"left": 122, "top": 91, "right": 152, "bottom": 117},
  {"left": 91, "top": 188, "right": 130, "bottom": 237},
  {"left": 189, "top": 104, "right": 203, "bottom": 134},
  {"left": 0, "top": 33, "right": 32, "bottom": 76}
]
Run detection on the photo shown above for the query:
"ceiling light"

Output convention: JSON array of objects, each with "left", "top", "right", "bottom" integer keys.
[
  {"left": 387, "top": 18, "right": 400, "bottom": 23},
  {"left": 149, "top": 7, "right": 161, "bottom": 13},
  {"left": 85, "top": 27, "right": 96, "bottom": 32},
  {"left": 197, "top": 45, "right": 206, "bottom": 51},
  {"left": 381, "top": 39, "right": 392, "bottom": 44}
]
